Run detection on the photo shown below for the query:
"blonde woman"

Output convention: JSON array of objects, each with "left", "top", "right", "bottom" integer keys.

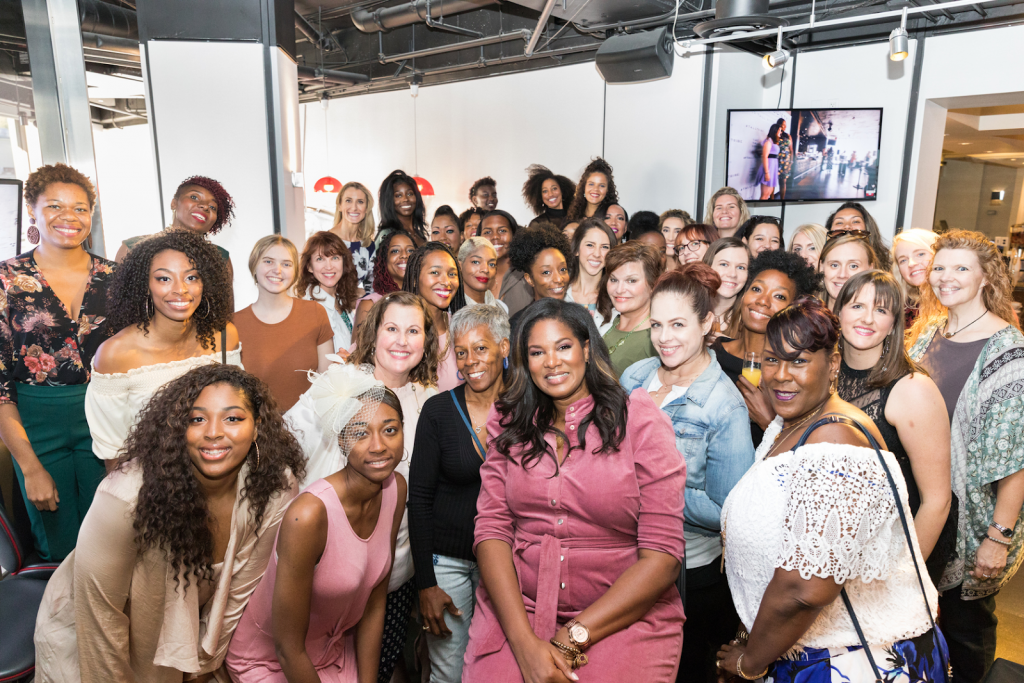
[
  {"left": 234, "top": 236, "right": 334, "bottom": 412},
  {"left": 789, "top": 223, "right": 827, "bottom": 270},
  {"left": 703, "top": 187, "right": 750, "bottom": 240},
  {"left": 907, "top": 230, "right": 1024, "bottom": 683},
  {"left": 892, "top": 228, "right": 939, "bottom": 328},
  {"left": 330, "top": 181, "right": 377, "bottom": 294}
]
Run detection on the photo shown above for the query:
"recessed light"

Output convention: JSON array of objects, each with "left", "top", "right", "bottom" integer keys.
[
  {"left": 961, "top": 142, "right": 971, "bottom": 145},
  {"left": 986, "top": 150, "right": 993, "bottom": 153}
]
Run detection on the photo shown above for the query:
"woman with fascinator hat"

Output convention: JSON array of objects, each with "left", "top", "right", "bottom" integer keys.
[{"left": 228, "top": 363, "right": 407, "bottom": 682}]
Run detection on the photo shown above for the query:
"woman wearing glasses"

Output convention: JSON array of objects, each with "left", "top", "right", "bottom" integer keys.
[
  {"left": 824, "top": 202, "right": 890, "bottom": 271},
  {"left": 675, "top": 223, "right": 720, "bottom": 266}
]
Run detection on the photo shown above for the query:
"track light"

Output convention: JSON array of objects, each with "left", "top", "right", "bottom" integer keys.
[
  {"left": 889, "top": 8, "right": 909, "bottom": 61},
  {"left": 763, "top": 50, "right": 789, "bottom": 69},
  {"left": 763, "top": 26, "right": 788, "bottom": 70}
]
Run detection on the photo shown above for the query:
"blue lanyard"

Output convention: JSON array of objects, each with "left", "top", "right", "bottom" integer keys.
[{"left": 450, "top": 392, "right": 486, "bottom": 460}]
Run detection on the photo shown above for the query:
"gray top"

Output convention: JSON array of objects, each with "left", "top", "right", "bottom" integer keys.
[{"left": 916, "top": 331, "right": 989, "bottom": 422}]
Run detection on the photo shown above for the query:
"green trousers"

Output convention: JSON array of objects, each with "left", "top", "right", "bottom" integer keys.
[{"left": 10, "top": 382, "right": 104, "bottom": 561}]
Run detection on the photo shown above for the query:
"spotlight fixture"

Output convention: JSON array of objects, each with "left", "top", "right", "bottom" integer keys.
[
  {"left": 410, "top": 73, "right": 423, "bottom": 98},
  {"left": 763, "top": 27, "right": 788, "bottom": 70},
  {"left": 889, "top": 8, "right": 909, "bottom": 61}
]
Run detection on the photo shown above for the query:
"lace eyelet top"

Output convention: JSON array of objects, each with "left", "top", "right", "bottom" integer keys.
[{"left": 721, "top": 416, "right": 939, "bottom": 650}]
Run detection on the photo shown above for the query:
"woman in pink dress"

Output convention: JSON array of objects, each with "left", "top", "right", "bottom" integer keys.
[
  {"left": 226, "top": 364, "right": 407, "bottom": 682},
  {"left": 464, "top": 298, "right": 686, "bottom": 682}
]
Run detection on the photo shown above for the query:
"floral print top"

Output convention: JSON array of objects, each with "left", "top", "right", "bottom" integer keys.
[
  {"left": 909, "top": 319, "right": 1024, "bottom": 599},
  {"left": 0, "top": 251, "right": 115, "bottom": 403}
]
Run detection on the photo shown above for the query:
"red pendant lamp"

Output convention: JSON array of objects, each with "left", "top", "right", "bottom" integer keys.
[
  {"left": 413, "top": 176, "right": 434, "bottom": 196},
  {"left": 314, "top": 176, "right": 341, "bottom": 193}
]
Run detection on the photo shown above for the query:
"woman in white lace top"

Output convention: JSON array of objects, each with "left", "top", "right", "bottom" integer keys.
[
  {"left": 718, "top": 297, "right": 949, "bottom": 683},
  {"left": 86, "top": 230, "right": 241, "bottom": 468}
]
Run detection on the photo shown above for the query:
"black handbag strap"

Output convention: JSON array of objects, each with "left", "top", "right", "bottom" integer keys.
[
  {"left": 794, "top": 414, "right": 939, "bottom": 681},
  {"left": 450, "top": 391, "right": 486, "bottom": 461}
]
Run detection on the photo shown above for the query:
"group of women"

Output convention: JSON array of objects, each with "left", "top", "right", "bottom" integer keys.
[{"left": 3, "top": 161, "right": 1022, "bottom": 683}]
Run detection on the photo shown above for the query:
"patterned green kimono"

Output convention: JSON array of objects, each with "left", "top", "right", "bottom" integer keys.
[{"left": 909, "top": 319, "right": 1024, "bottom": 599}]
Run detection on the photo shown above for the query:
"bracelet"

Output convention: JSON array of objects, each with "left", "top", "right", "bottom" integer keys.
[
  {"left": 990, "top": 522, "right": 1013, "bottom": 538},
  {"left": 737, "top": 653, "right": 770, "bottom": 680},
  {"left": 985, "top": 534, "right": 1011, "bottom": 547},
  {"left": 549, "top": 638, "right": 589, "bottom": 670}
]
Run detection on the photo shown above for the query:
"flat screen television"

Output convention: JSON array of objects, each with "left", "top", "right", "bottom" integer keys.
[{"left": 726, "top": 108, "right": 882, "bottom": 203}]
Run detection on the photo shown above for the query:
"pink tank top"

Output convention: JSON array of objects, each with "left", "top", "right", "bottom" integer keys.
[{"left": 226, "top": 475, "right": 397, "bottom": 681}]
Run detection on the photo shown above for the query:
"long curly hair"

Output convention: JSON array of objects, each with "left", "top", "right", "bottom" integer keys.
[
  {"left": 567, "top": 158, "right": 618, "bottom": 222},
  {"left": 521, "top": 164, "right": 576, "bottom": 215},
  {"left": 106, "top": 229, "right": 233, "bottom": 349},
  {"left": 295, "top": 231, "right": 359, "bottom": 313},
  {"left": 372, "top": 228, "right": 414, "bottom": 295},
  {"left": 507, "top": 223, "right": 572, "bottom": 275},
  {"left": 25, "top": 162, "right": 97, "bottom": 210},
  {"left": 402, "top": 242, "right": 468, "bottom": 314},
  {"left": 495, "top": 298, "right": 627, "bottom": 468},
  {"left": 175, "top": 176, "right": 235, "bottom": 235},
  {"left": 122, "top": 364, "right": 305, "bottom": 590},
  {"left": 350, "top": 291, "right": 441, "bottom": 387},
  {"left": 907, "top": 229, "right": 1021, "bottom": 346},
  {"left": 378, "top": 170, "right": 427, "bottom": 241}
]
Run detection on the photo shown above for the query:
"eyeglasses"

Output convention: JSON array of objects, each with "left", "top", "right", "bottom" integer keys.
[
  {"left": 681, "top": 240, "right": 711, "bottom": 252},
  {"left": 827, "top": 228, "right": 870, "bottom": 239}
]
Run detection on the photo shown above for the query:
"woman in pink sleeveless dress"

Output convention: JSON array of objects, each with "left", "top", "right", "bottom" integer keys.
[{"left": 227, "top": 364, "right": 407, "bottom": 682}]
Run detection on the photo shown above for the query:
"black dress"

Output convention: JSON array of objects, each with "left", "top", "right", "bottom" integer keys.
[
  {"left": 710, "top": 338, "right": 765, "bottom": 448},
  {"left": 837, "top": 360, "right": 958, "bottom": 585}
]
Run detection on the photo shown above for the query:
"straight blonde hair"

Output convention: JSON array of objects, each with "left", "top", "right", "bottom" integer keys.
[
  {"left": 248, "top": 235, "right": 299, "bottom": 289},
  {"left": 332, "top": 181, "right": 376, "bottom": 247}
]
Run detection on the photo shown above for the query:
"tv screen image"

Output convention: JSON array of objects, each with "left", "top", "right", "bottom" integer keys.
[{"left": 726, "top": 108, "right": 882, "bottom": 203}]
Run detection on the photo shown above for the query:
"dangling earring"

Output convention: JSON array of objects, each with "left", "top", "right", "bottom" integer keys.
[
  {"left": 503, "top": 357, "right": 509, "bottom": 370},
  {"left": 252, "top": 440, "right": 261, "bottom": 469},
  {"left": 146, "top": 298, "right": 155, "bottom": 319},
  {"left": 27, "top": 216, "right": 39, "bottom": 245},
  {"left": 830, "top": 375, "right": 838, "bottom": 395},
  {"left": 196, "top": 297, "right": 211, "bottom": 319},
  {"left": 880, "top": 333, "right": 891, "bottom": 372}
]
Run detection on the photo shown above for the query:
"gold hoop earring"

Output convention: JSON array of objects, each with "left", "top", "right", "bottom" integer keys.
[
  {"left": 146, "top": 298, "right": 155, "bottom": 319},
  {"left": 196, "top": 297, "right": 211, "bottom": 319},
  {"left": 253, "top": 441, "right": 261, "bottom": 469}
]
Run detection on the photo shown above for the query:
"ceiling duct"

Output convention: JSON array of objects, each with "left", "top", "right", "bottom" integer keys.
[
  {"left": 351, "top": 0, "right": 496, "bottom": 33},
  {"left": 693, "top": 0, "right": 787, "bottom": 38}
]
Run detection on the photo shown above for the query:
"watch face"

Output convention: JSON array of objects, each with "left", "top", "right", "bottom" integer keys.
[{"left": 570, "top": 624, "right": 589, "bottom": 642}]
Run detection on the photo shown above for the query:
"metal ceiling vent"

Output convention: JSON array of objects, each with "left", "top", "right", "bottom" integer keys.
[{"left": 692, "top": 0, "right": 787, "bottom": 38}]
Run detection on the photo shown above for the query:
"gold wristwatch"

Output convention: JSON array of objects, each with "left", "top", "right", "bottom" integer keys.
[{"left": 566, "top": 619, "right": 592, "bottom": 651}]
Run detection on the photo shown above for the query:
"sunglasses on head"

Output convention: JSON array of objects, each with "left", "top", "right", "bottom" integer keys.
[{"left": 827, "top": 228, "right": 870, "bottom": 239}]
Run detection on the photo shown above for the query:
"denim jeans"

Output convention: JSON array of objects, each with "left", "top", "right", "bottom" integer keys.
[{"left": 425, "top": 554, "right": 480, "bottom": 683}]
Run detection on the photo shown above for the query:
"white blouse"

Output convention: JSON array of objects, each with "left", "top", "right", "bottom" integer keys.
[
  {"left": 721, "top": 416, "right": 938, "bottom": 651},
  {"left": 305, "top": 286, "right": 354, "bottom": 352},
  {"left": 85, "top": 347, "right": 243, "bottom": 461},
  {"left": 284, "top": 375, "right": 436, "bottom": 593}
]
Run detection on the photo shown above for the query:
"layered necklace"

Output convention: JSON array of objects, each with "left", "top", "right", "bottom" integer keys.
[{"left": 608, "top": 312, "right": 651, "bottom": 356}]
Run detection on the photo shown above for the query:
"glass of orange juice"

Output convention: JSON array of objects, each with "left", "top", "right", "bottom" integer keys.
[{"left": 742, "top": 352, "right": 761, "bottom": 387}]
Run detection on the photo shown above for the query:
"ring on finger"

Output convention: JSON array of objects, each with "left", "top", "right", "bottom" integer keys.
[{"left": 422, "top": 624, "right": 431, "bottom": 631}]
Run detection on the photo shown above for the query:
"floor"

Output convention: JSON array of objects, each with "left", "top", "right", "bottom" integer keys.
[{"left": 996, "top": 569, "right": 1024, "bottom": 663}]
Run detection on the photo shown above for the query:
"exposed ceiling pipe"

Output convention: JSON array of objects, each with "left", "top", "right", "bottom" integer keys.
[
  {"left": 90, "top": 100, "right": 146, "bottom": 119},
  {"left": 378, "top": 29, "right": 531, "bottom": 63},
  {"left": 294, "top": 10, "right": 341, "bottom": 51},
  {"left": 296, "top": 65, "right": 370, "bottom": 85},
  {"left": 423, "top": 0, "right": 482, "bottom": 37},
  {"left": 524, "top": 0, "right": 557, "bottom": 55},
  {"left": 351, "top": 0, "right": 496, "bottom": 33},
  {"left": 78, "top": 0, "right": 137, "bottom": 39},
  {"left": 81, "top": 31, "right": 140, "bottom": 55}
]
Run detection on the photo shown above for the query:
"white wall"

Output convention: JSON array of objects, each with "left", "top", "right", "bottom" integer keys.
[{"left": 92, "top": 124, "right": 163, "bottom": 255}]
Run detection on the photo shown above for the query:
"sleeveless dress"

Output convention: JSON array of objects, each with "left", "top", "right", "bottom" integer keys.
[
  {"left": 837, "top": 361, "right": 958, "bottom": 585},
  {"left": 226, "top": 475, "right": 398, "bottom": 682},
  {"left": 754, "top": 140, "right": 780, "bottom": 188}
]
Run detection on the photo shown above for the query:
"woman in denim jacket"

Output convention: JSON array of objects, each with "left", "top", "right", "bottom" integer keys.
[{"left": 621, "top": 263, "right": 755, "bottom": 683}]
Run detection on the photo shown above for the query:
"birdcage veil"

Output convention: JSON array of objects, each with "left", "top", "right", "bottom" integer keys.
[{"left": 306, "top": 362, "right": 386, "bottom": 456}]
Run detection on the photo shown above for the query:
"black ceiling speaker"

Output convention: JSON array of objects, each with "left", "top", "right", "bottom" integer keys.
[
  {"left": 595, "top": 26, "right": 674, "bottom": 84},
  {"left": 693, "top": 0, "right": 787, "bottom": 38}
]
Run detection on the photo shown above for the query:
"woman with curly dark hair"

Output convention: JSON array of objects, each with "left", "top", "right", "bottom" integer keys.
[
  {"left": 86, "top": 229, "right": 239, "bottom": 473},
  {"left": 35, "top": 364, "right": 303, "bottom": 682},
  {"left": 354, "top": 228, "right": 416, "bottom": 338},
  {"left": 403, "top": 242, "right": 467, "bottom": 390},
  {"left": 378, "top": 170, "right": 427, "bottom": 245},
  {"left": 711, "top": 248, "right": 820, "bottom": 447},
  {"left": 296, "top": 231, "right": 360, "bottom": 353},
  {"left": 115, "top": 175, "right": 236, "bottom": 266},
  {"left": 504, "top": 223, "right": 572, "bottom": 329},
  {"left": 469, "top": 176, "right": 498, "bottom": 211},
  {"left": 0, "top": 162, "right": 114, "bottom": 561},
  {"left": 459, "top": 207, "right": 486, "bottom": 244},
  {"left": 465, "top": 299, "right": 684, "bottom": 682},
  {"left": 565, "top": 157, "right": 619, "bottom": 225},
  {"left": 522, "top": 164, "right": 575, "bottom": 228}
]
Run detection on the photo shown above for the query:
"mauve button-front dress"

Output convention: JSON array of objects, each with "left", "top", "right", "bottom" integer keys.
[{"left": 463, "top": 389, "right": 687, "bottom": 682}]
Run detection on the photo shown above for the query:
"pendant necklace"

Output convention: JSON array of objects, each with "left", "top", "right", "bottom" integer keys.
[{"left": 943, "top": 311, "right": 987, "bottom": 339}]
